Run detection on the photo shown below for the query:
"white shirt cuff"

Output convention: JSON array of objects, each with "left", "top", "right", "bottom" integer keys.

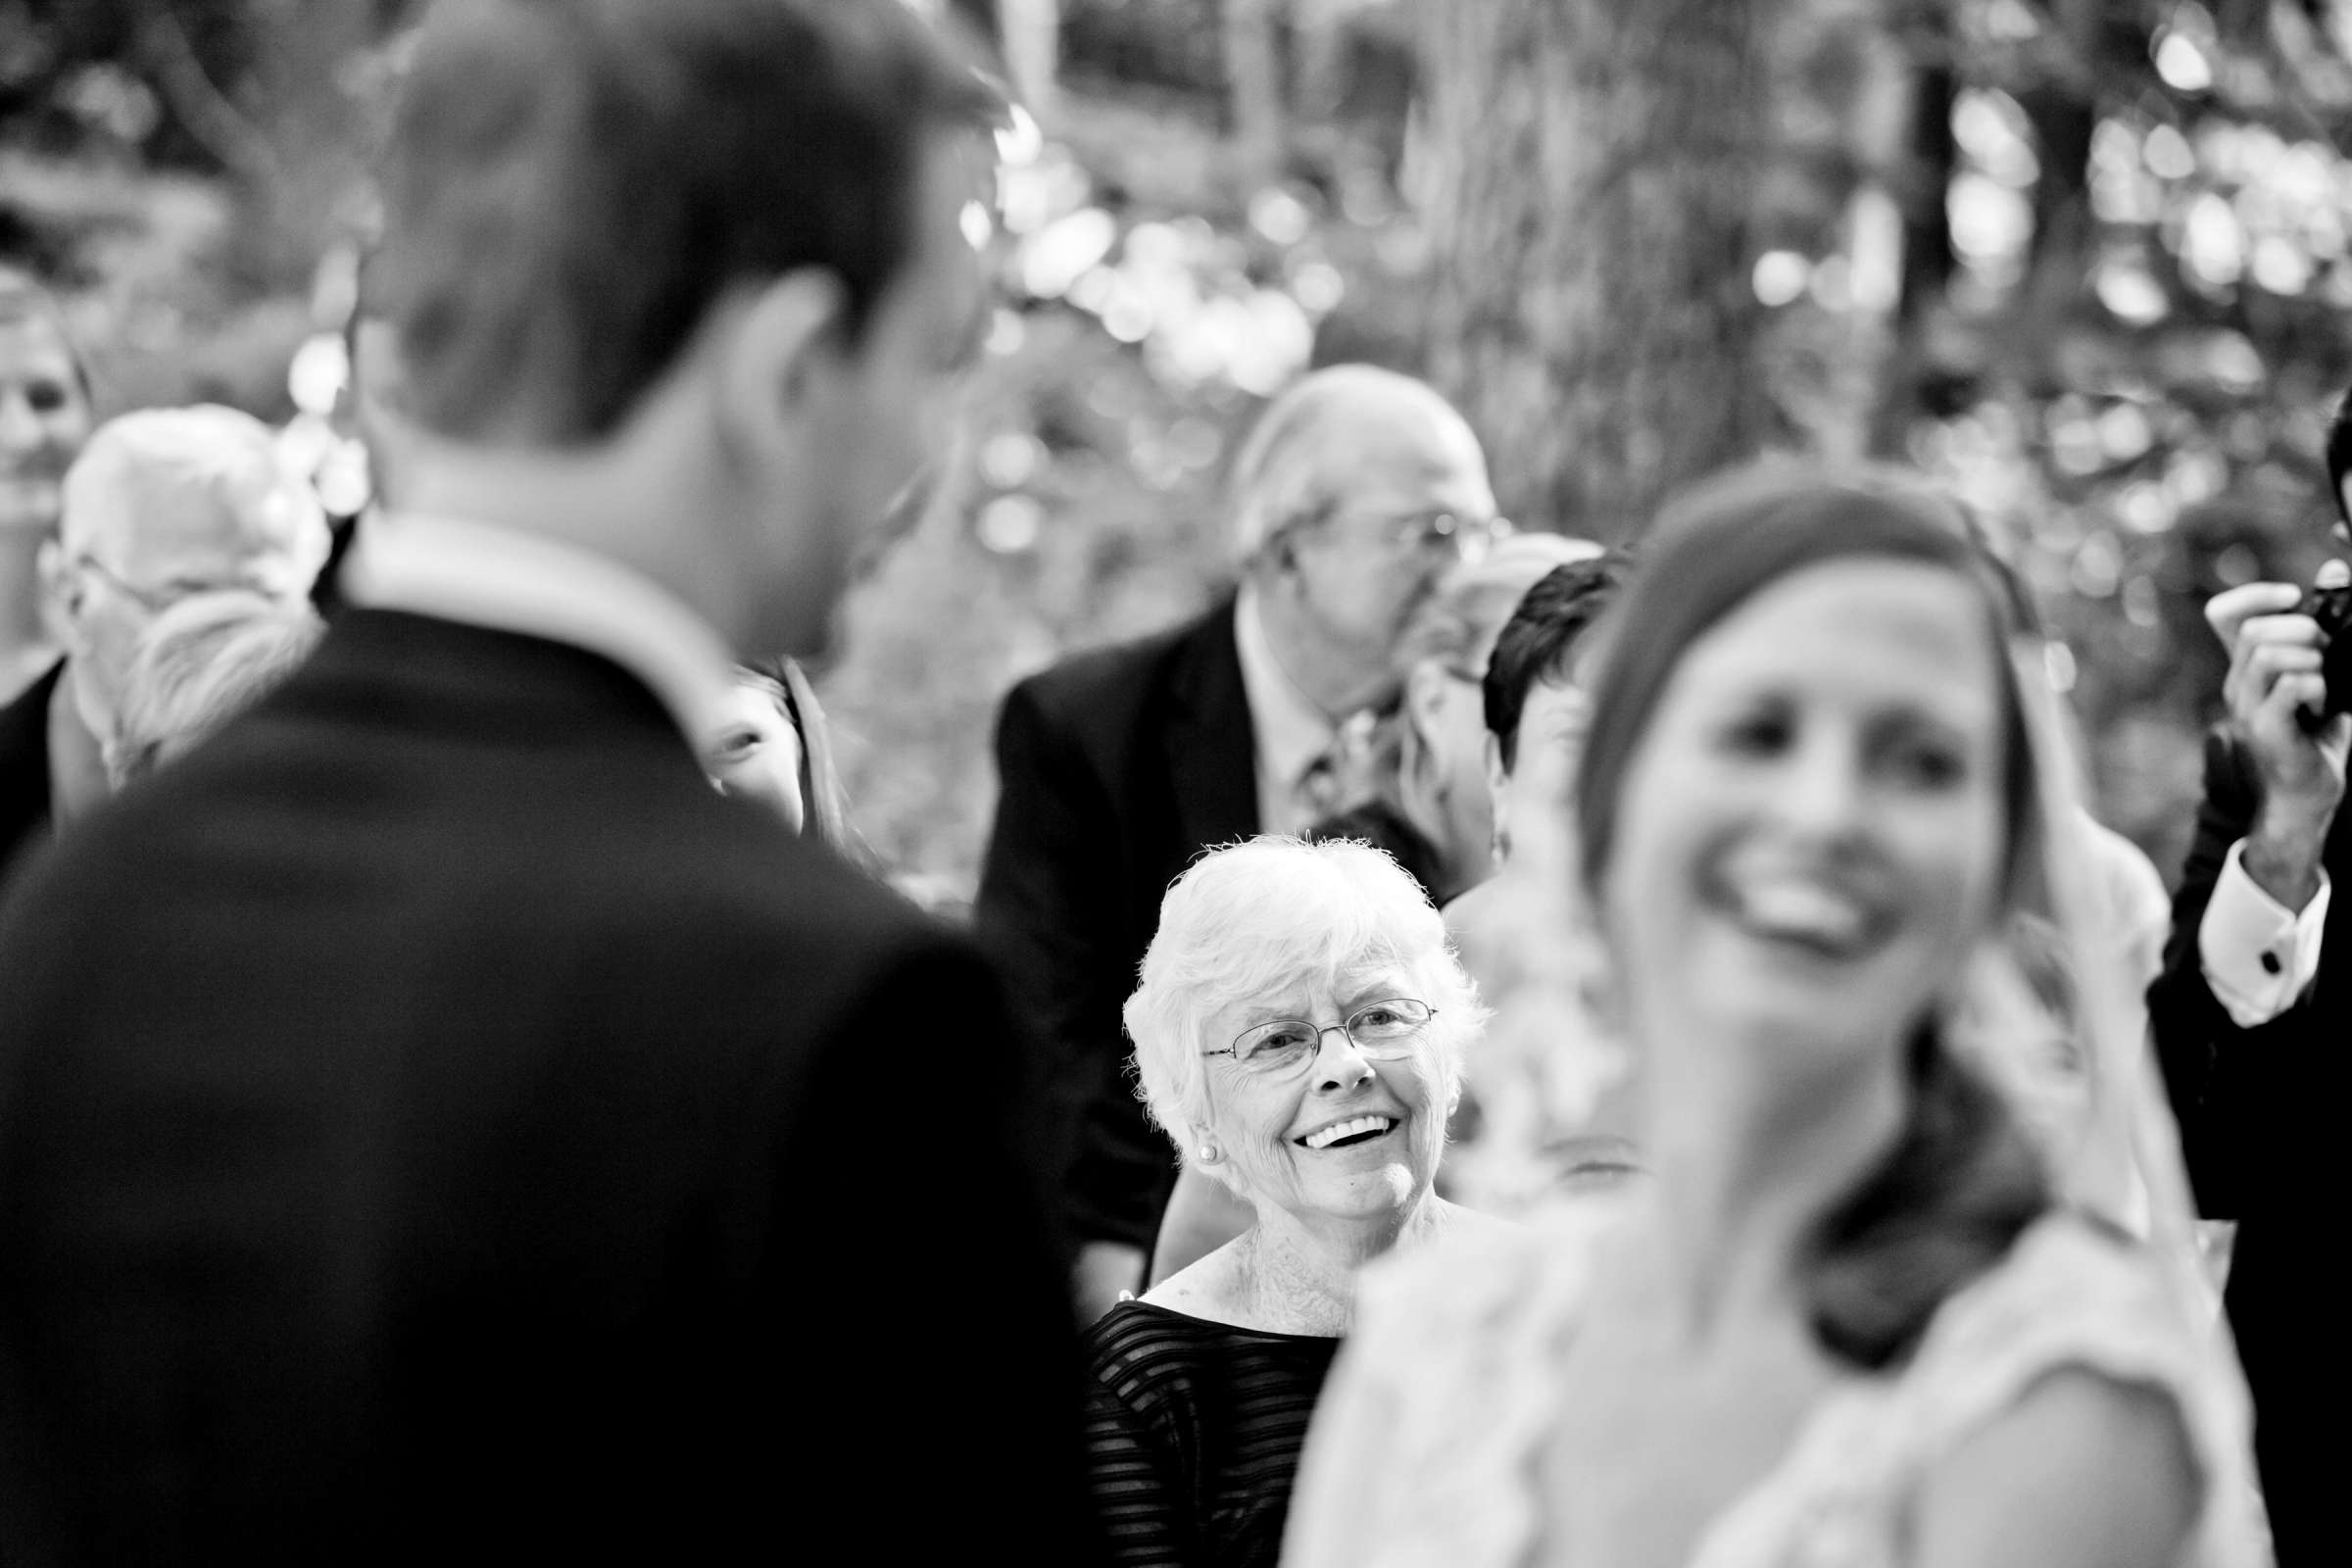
[{"left": 2198, "top": 839, "right": 2329, "bottom": 1028}]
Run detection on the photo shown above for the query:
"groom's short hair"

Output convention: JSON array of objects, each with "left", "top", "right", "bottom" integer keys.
[{"left": 373, "top": 0, "right": 997, "bottom": 446}]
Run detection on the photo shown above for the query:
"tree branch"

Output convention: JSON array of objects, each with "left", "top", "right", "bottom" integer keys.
[{"left": 137, "top": 1, "right": 281, "bottom": 184}]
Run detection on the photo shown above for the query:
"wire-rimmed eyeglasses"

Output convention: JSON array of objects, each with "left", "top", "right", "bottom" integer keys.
[
  {"left": 1200, "top": 998, "right": 1436, "bottom": 1079},
  {"left": 71, "top": 555, "right": 179, "bottom": 615},
  {"left": 1384, "top": 510, "right": 1513, "bottom": 561}
]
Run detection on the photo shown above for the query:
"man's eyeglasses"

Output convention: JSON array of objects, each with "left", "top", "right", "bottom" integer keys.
[
  {"left": 72, "top": 556, "right": 178, "bottom": 615},
  {"left": 74, "top": 556, "right": 292, "bottom": 616},
  {"left": 1201, "top": 998, "right": 1436, "bottom": 1079},
  {"left": 1384, "top": 510, "right": 1513, "bottom": 561}
]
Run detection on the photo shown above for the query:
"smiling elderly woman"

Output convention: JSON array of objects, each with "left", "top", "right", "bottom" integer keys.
[{"left": 1081, "top": 836, "right": 1494, "bottom": 1567}]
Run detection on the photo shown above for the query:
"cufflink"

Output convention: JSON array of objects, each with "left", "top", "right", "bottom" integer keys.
[{"left": 2261, "top": 950, "right": 2282, "bottom": 975}]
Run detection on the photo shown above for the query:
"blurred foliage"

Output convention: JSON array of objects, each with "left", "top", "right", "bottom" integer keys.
[
  {"left": 1886, "top": 0, "right": 2352, "bottom": 880},
  {"left": 0, "top": 0, "right": 385, "bottom": 417},
  {"left": 7, "top": 0, "right": 2352, "bottom": 896}
]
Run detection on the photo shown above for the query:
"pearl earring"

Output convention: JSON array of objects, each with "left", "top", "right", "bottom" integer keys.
[{"left": 1196, "top": 1142, "right": 1220, "bottom": 1165}]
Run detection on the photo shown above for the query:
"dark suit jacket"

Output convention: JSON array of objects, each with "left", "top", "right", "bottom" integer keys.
[
  {"left": 0, "top": 659, "right": 60, "bottom": 886},
  {"left": 975, "top": 597, "right": 1257, "bottom": 1255},
  {"left": 2149, "top": 727, "right": 2352, "bottom": 1560},
  {"left": 0, "top": 609, "right": 1091, "bottom": 1564}
]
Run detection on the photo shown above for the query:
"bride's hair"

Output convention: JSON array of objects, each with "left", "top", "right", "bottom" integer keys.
[{"left": 1574, "top": 463, "right": 2052, "bottom": 1370}]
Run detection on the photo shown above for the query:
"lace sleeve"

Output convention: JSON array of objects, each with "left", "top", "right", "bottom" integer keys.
[
  {"left": 1898, "top": 1220, "right": 2265, "bottom": 1568},
  {"left": 1691, "top": 1217, "right": 2265, "bottom": 1568}
]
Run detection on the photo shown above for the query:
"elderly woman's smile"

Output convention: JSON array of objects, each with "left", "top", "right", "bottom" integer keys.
[{"left": 1297, "top": 1113, "right": 1397, "bottom": 1151}]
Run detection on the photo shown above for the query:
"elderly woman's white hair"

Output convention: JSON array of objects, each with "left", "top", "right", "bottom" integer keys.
[{"left": 1125, "top": 836, "right": 1487, "bottom": 1169}]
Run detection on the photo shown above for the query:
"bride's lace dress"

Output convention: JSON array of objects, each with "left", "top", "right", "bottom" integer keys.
[{"left": 1283, "top": 1203, "right": 2266, "bottom": 1568}]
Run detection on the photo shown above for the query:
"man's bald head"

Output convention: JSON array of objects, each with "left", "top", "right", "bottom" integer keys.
[
  {"left": 62, "top": 408, "right": 328, "bottom": 581},
  {"left": 46, "top": 406, "right": 330, "bottom": 741},
  {"left": 1227, "top": 365, "right": 1489, "bottom": 566},
  {"left": 1226, "top": 366, "right": 1500, "bottom": 717}
]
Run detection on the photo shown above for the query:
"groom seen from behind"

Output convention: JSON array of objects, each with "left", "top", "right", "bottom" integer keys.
[{"left": 0, "top": 2, "right": 1090, "bottom": 1561}]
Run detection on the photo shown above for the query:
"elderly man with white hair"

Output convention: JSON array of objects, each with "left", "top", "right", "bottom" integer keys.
[
  {"left": 0, "top": 404, "right": 327, "bottom": 877},
  {"left": 1080, "top": 835, "right": 1501, "bottom": 1568},
  {"left": 976, "top": 363, "right": 1503, "bottom": 1323},
  {"left": 104, "top": 588, "right": 325, "bottom": 789}
]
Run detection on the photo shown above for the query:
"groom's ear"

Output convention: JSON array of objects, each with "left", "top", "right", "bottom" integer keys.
[{"left": 710, "top": 270, "right": 852, "bottom": 466}]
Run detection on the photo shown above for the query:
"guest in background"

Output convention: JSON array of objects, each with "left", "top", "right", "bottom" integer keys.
[
  {"left": 1289, "top": 466, "right": 2262, "bottom": 1568},
  {"left": 104, "top": 588, "right": 323, "bottom": 788},
  {"left": 1465, "top": 555, "right": 1630, "bottom": 905},
  {"left": 0, "top": 269, "right": 95, "bottom": 701},
  {"left": 0, "top": 404, "right": 328, "bottom": 880},
  {"left": 1440, "top": 553, "right": 1640, "bottom": 1213},
  {"left": 1152, "top": 536, "right": 1607, "bottom": 1276},
  {"left": 1084, "top": 836, "right": 1497, "bottom": 1568},
  {"left": 703, "top": 662, "right": 843, "bottom": 837},
  {"left": 1306, "top": 530, "right": 1598, "bottom": 906},
  {"left": 977, "top": 363, "right": 1503, "bottom": 1321},
  {"left": 2148, "top": 397, "right": 2352, "bottom": 1562},
  {"left": 708, "top": 669, "right": 805, "bottom": 822}
]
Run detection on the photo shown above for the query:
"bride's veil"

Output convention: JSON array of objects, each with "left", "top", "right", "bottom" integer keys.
[{"left": 1961, "top": 608, "right": 2273, "bottom": 1562}]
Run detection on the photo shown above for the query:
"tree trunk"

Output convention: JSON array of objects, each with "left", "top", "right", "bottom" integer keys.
[
  {"left": 1224, "top": 0, "right": 1286, "bottom": 182},
  {"left": 999, "top": 0, "right": 1059, "bottom": 123},
  {"left": 243, "top": 0, "right": 379, "bottom": 280},
  {"left": 1414, "top": 0, "right": 1782, "bottom": 540},
  {"left": 1866, "top": 0, "right": 1956, "bottom": 455}
]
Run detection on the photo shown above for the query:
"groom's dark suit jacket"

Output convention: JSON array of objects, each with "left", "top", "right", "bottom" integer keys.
[
  {"left": 0, "top": 659, "right": 62, "bottom": 888},
  {"left": 0, "top": 609, "right": 1090, "bottom": 1564},
  {"left": 976, "top": 596, "right": 1257, "bottom": 1254},
  {"left": 2150, "top": 728, "right": 2352, "bottom": 1563}
]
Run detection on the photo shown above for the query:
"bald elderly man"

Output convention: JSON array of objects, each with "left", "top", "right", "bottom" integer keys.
[
  {"left": 0, "top": 405, "right": 327, "bottom": 878},
  {"left": 974, "top": 363, "right": 1502, "bottom": 1321}
]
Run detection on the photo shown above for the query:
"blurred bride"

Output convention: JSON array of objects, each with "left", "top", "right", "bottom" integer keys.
[{"left": 1284, "top": 465, "right": 2264, "bottom": 1568}]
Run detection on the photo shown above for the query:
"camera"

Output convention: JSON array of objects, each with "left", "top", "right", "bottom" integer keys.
[{"left": 2304, "top": 577, "right": 2352, "bottom": 721}]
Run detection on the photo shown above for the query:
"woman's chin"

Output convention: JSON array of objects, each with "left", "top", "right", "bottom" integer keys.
[
  {"left": 1687, "top": 942, "right": 1936, "bottom": 1053},
  {"left": 1292, "top": 1162, "right": 1426, "bottom": 1224}
]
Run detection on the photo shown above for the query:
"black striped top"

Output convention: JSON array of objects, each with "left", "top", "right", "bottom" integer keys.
[{"left": 1081, "top": 1299, "right": 1342, "bottom": 1568}]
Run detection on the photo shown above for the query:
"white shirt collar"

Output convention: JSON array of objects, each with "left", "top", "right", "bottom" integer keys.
[
  {"left": 1234, "top": 580, "right": 1339, "bottom": 828},
  {"left": 339, "top": 512, "right": 739, "bottom": 751}
]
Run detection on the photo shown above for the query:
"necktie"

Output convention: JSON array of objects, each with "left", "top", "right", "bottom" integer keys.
[
  {"left": 1295, "top": 752, "right": 1348, "bottom": 827},
  {"left": 1292, "top": 710, "right": 1380, "bottom": 831}
]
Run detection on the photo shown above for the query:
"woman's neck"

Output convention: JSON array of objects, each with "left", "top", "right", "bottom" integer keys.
[
  {"left": 1638, "top": 1023, "right": 1911, "bottom": 1347},
  {"left": 0, "top": 528, "right": 49, "bottom": 659},
  {"left": 1231, "top": 1192, "right": 1449, "bottom": 1336}
]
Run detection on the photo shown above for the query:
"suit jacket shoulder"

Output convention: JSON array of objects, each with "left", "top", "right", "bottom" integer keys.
[
  {"left": 0, "top": 659, "right": 60, "bottom": 884},
  {"left": 2148, "top": 724, "right": 2352, "bottom": 1222},
  {"left": 1007, "top": 597, "right": 1240, "bottom": 760},
  {"left": 0, "top": 611, "right": 1090, "bottom": 1562},
  {"left": 976, "top": 595, "right": 1256, "bottom": 1251}
]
